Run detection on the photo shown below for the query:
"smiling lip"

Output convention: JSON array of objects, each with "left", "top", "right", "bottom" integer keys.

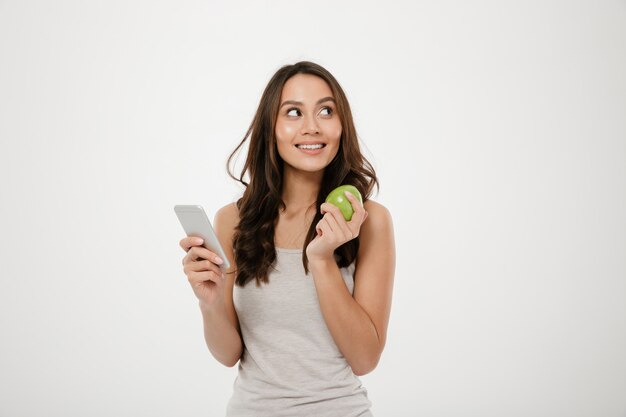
[{"left": 295, "top": 144, "right": 326, "bottom": 155}]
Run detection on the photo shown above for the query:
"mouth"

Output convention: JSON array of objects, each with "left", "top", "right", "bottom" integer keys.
[
  {"left": 294, "top": 143, "right": 327, "bottom": 150},
  {"left": 294, "top": 143, "right": 326, "bottom": 155}
]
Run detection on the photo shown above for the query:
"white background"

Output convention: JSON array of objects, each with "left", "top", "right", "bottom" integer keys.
[{"left": 1, "top": 1, "right": 625, "bottom": 416}]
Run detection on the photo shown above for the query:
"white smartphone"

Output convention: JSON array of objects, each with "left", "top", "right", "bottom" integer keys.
[{"left": 174, "top": 205, "right": 231, "bottom": 270}]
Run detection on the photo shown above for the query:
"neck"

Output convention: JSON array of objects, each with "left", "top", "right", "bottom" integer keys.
[{"left": 281, "top": 166, "right": 323, "bottom": 212}]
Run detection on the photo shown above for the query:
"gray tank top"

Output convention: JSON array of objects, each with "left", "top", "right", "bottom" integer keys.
[{"left": 227, "top": 247, "right": 373, "bottom": 417}]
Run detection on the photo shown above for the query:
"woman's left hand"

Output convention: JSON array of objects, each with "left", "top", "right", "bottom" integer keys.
[{"left": 306, "top": 191, "right": 369, "bottom": 262}]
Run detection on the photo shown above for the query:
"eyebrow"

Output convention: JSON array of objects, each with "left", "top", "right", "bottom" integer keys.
[{"left": 279, "top": 96, "right": 336, "bottom": 109}]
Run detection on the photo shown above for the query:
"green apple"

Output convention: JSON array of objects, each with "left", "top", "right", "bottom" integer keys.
[{"left": 325, "top": 185, "right": 363, "bottom": 221}]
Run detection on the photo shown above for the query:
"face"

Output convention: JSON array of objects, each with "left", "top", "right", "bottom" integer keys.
[{"left": 275, "top": 73, "right": 342, "bottom": 175}]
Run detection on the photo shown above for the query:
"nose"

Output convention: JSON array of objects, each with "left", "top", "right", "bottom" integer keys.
[{"left": 301, "top": 113, "right": 320, "bottom": 135}]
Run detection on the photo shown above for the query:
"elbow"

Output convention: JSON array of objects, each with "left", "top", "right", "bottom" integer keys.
[
  {"left": 226, "top": 348, "right": 243, "bottom": 368},
  {"left": 212, "top": 347, "right": 242, "bottom": 368},
  {"left": 352, "top": 362, "right": 377, "bottom": 377},
  {"left": 353, "top": 367, "right": 372, "bottom": 377},
  {"left": 351, "top": 353, "right": 381, "bottom": 377},
  {"left": 219, "top": 353, "right": 241, "bottom": 368},
  {"left": 222, "top": 359, "right": 240, "bottom": 368},
  {"left": 352, "top": 337, "right": 386, "bottom": 376}
]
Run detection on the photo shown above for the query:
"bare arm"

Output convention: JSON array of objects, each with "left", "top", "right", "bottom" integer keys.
[
  {"left": 181, "top": 203, "right": 243, "bottom": 367},
  {"left": 308, "top": 200, "right": 396, "bottom": 376},
  {"left": 199, "top": 298, "right": 242, "bottom": 368}
]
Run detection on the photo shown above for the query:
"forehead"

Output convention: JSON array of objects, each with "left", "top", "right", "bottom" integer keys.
[{"left": 280, "top": 73, "right": 333, "bottom": 102}]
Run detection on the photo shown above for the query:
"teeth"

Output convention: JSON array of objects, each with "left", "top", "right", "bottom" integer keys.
[{"left": 296, "top": 144, "right": 324, "bottom": 150}]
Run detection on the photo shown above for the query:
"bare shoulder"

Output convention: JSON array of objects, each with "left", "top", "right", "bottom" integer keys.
[
  {"left": 215, "top": 202, "right": 240, "bottom": 229},
  {"left": 362, "top": 200, "right": 393, "bottom": 232},
  {"left": 363, "top": 199, "right": 390, "bottom": 215},
  {"left": 358, "top": 199, "right": 395, "bottom": 260},
  {"left": 213, "top": 202, "right": 240, "bottom": 274}
]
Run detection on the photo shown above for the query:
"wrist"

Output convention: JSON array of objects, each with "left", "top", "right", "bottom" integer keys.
[
  {"left": 199, "top": 299, "right": 224, "bottom": 315},
  {"left": 307, "top": 254, "right": 336, "bottom": 269}
]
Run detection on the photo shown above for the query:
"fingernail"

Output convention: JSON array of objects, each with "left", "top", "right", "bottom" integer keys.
[
  {"left": 214, "top": 256, "right": 223, "bottom": 265},
  {"left": 196, "top": 238, "right": 204, "bottom": 245},
  {"left": 344, "top": 191, "right": 352, "bottom": 198}
]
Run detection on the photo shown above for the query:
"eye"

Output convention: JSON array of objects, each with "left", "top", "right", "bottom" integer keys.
[
  {"left": 319, "top": 106, "right": 333, "bottom": 116},
  {"left": 286, "top": 107, "right": 301, "bottom": 117},
  {"left": 285, "top": 106, "right": 333, "bottom": 117}
]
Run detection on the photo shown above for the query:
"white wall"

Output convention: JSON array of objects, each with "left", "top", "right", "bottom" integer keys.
[{"left": 1, "top": 1, "right": 625, "bottom": 416}]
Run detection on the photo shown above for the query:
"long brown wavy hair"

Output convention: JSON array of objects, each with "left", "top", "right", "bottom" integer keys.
[{"left": 226, "top": 61, "right": 379, "bottom": 287}]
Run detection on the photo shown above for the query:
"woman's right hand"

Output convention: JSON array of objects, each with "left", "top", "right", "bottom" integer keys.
[{"left": 180, "top": 237, "right": 227, "bottom": 309}]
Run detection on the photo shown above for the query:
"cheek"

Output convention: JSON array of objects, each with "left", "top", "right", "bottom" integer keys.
[
  {"left": 275, "top": 121, "right": 297, "bottom": 140},
  {"left": 326, "top": 121, "right": 342, "bottom": 144},
  {"left": 275, "top": 123, "right": 295, "bottom": 157}
]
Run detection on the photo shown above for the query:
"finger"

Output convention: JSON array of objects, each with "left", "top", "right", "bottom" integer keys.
[
  {"left": 185, "top": 259, "right": 224, "bottom": 275},
  {"left": 343, "top": 190, "right": 364, "bottom": 208},
  {"left": 320, "top": 202, "right": 338, "bottom": 216},
  {"left": 322, "top": 203, "right": 354, "bottom": 240},
  {"left": 322, "top": 208, "right": 353, "bottom": 241},
  {"left": 187, "top": 270, "right": 225, "bottom": 286},
  {"left": 320, "top": 201, "right": 334, "bottom": 215},
  {"left": 187, "top": 247, "right": 224, "bottom": 265},
  {"left": 343, "top": 192, "right": 366, "bottom": 224},
  {"left": 316, "top": 217, "right": 332, "bottom": 237},
  {"left": 180, "top": 236, "right": 204, "bottom": 252},
  {"left": 183, "top": 251, "right": 223, "bottom": 269}
]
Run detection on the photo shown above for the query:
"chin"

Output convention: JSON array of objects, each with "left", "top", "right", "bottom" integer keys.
[
  {"left": 298, "top": 164, "right": 329, "bottom": 173},
  {"left": 286, "top": 161, "right": 329, "bottom": 173}
]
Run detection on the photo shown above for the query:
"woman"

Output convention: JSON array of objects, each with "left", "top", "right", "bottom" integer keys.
[{"left": 180, "top": 61, "right": 395, "bottom": 416}]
